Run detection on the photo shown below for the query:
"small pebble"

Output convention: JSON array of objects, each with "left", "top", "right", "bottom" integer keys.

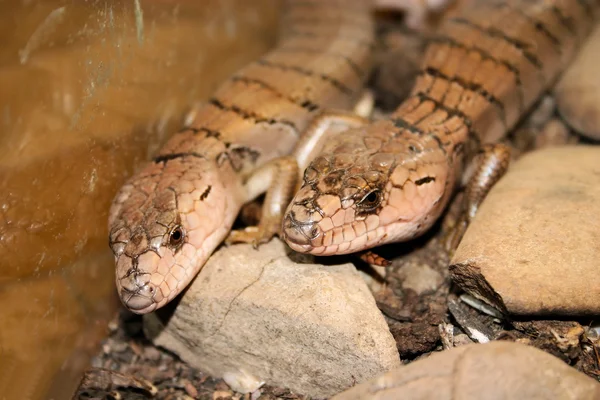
[
  {"left": 213, "top": 390, "right": 234, "bottom": 400},
  {"left": 183, "top": 380, "right": 198, "bottom": 398}
]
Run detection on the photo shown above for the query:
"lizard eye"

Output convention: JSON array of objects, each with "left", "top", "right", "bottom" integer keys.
[
  {"left": 168, "top": 225, "right": 185, "bottom": 248},
  {"left": 358, "top": 190, "right": 381, "bottom": 211}
]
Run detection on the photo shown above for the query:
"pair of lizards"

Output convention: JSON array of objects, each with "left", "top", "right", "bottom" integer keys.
[{"left": 108, "top": 0, "right": 599, "bottom": 314}]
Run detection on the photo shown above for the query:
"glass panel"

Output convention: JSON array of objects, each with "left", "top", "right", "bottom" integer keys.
[{"left": 0, "top": 1, "right": 280, "bottom": 399}]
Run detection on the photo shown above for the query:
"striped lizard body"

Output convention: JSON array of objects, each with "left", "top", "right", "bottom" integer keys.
[
  {"left": 282, "top": 0, "right": 599, "bottom": 258},
  {"left": 108, "top": 0, "right": 376, "bottom": 314}
]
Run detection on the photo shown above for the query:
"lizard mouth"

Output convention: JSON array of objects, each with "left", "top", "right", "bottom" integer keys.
[
  {"left": 117, "top": 267, "right": 158, "bottom": 314},
  {"left": 281, "top": 211, "right": 324, "bottom": 253}
]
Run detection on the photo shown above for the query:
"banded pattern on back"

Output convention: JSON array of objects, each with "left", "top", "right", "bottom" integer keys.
[
  {"left": 156, "top": 0, "right": 376, "bottom": 175},
  {"left": 392, "top": 0, "right": 599, "bottom": 146},
  {"left": 108, "top": 0, "right": 377, "bottom": 314},
  {"left": 282, "top": 0, "right": 600, "bottom": 258}
]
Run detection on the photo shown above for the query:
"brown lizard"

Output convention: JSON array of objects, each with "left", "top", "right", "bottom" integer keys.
[
  {"left": 108, "top": 0, "right": 378, "bottom": 314},
  {"left": 281, "top": 0, "right": 599, "bottom": 260}
]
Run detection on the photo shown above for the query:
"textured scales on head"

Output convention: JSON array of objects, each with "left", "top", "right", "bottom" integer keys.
[
  {"left": 282, "top": 120, "right": 452, "bottom": 255},
  {"left": 108, "top": 155, "right": 232, "bottom": 314}
]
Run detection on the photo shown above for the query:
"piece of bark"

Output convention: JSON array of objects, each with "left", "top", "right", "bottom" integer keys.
[
  {"left": 449, "top": 146, "right": 600, "bottom": 317},
  {"left": 331, "top": 341, "right": 600, "bottom": 400},
  {"left": 143, "top": 239, "right": 401, "bottom": 398},
  {"left": 447, "top": 299, "right": 495, "bottom": 343}
]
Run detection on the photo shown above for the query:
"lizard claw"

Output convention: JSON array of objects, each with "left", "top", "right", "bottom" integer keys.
[{"left": 225, "top": 226, "right": 277, "bottom": 249}]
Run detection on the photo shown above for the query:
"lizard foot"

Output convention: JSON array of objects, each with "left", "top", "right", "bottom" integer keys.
[
  {"left": 442, "top": 215, "right": 469, "bottom": 257},
  {"left": 443, "top": 143, "right": 512, "bottom": 257},
  {"left": 358, "top": 250, "right": 392, "bottom": 267},
  {"left": 225, "top": 226, "right": 276, "bottom": 249}
]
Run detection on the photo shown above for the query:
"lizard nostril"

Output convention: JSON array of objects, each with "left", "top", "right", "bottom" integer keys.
[{"left": 310, "top": 227, "right": 320, "bottom": 239}]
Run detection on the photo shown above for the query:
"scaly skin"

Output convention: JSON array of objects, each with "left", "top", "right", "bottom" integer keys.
[
  {"left": 108, "top": 0, "right": 376, "bottom": 314},
  {"left": 282, "top": 0, "right": 599, "bottom": 256}
]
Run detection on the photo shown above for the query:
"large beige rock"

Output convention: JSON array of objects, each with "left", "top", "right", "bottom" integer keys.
[
  {"left": 143, "top": 239, "right": 401, "bottom": 398},
  {"left": 450, "top": 146, "right": 600, "bottom": 316},
  {"left": 331, "top": 341, "right": 600, "bottom": 400},
  {"left": 555, "top": 23, "right": 600, "bottom": 141}
]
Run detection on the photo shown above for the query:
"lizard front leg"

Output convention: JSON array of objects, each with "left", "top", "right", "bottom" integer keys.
[
  {"left": 294, "top": 110, "right": 371, "bottom": 173},
  {"left": 227, "top": 110, "right": 371, "bottom": 248},
  {"left": 445, "top": 143, "right": 512, "bottom": 253},
  {"left": 226, "top": 156, "right": 298, "bottom": 248}
]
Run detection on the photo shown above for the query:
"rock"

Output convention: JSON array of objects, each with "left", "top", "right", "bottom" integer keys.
[
  {"left": 143, "top": 239, "right": 401, "bottom": 398},
  {"left": 587, "top": 323, "right": 600, "bottom": 346},
  {"left": 397, "top": 262, "right": 444, "bottom": 296},
  {"left": 331, "top": 341, "right": 600, "bottom": 400},
  {"left": 534, "top": 118, "right": 577, "bottom": 149},
  {"left": 449, "top": 146, "right": 600, "bottom": 316},
  {"left": 555, "top": 24, "right": 600, "bottom": 141}
]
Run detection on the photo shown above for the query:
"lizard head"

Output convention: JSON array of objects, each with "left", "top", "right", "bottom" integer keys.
[
  {"left": 282, "top": 122, "right": 451, "bottom": 256},
  {"left": 108, "top": 156, "right": 234, "bottom": 314}
]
